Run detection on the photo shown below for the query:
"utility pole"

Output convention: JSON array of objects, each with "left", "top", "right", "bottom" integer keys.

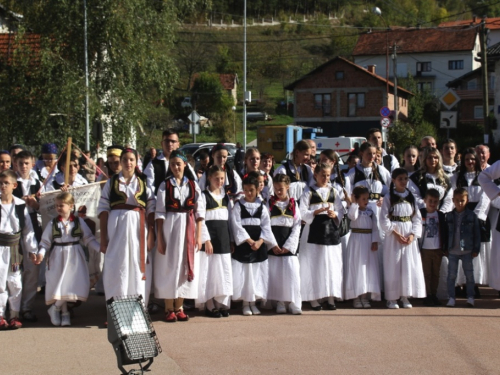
[
  {"left": 243, "top": 0, "right": 247, "bottom": 150},
  {"left": 480, "top": 18, "right": 490, "bottom": 146},
  {"left": 83, "top": 0, "right": 90, "bottom": 151},
  {"left": 391, "top": 42, "right": 399, "bottom": 123}
]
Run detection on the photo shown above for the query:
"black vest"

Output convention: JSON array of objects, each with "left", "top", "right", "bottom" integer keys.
[
  {"left": 13, "top": 178, "right": 41, "bottom": 199},
  {"left": 0, "top": 202, "right": 26, "bottom": 232},
  {"left": 410, "top": 170, "right": 451, "bottom": 210},
  {"left": 164, "top": 179, "right": 196, "bottom": 212},
  {"left": 353, "top": 165, "right": 386, "bottom": 186},
  {"left": 282, "top": 161, "right": 309, "bottom": 183},
  {"left": 232, "top": 201, "right": 268, "bottom": 263},
  {"left": 456, "top": 172, "right": 480, "bottom": 189},
  {"left": 201, "top": 191, "right": 231, "bottom": 254},
  {"left": 307, "top": 187, "right": 340, "bottom": 246},
  {"left": 109, "top": 174, "right": 148, "bottom": 209},
  {"left": 151, "top": 157, "right": 167, "bottom": 195},
  {"left": 268, "top": 197, "right": 296, "bottom": 257},
  {"left": 383, "top": 154, "right": 392, "bottom": 171}
]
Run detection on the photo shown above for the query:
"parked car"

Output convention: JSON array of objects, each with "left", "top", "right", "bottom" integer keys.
[
  {"left": 181, "top": 97, "right": 192, "bottom": 109},
  {"left": 179, "top": 142, "right": 237, "bottom": 169},
  {"left": 246, "top": 112, "right": 269, "bottom": 122}
]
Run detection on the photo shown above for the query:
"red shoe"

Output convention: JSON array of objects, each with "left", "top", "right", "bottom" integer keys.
[
  {"left": 165, "top": 311, "right": 177, "bottom": 323},
  {"left": 175, "top": 310, "right": 189, "bottom": 322},
  {"left": 0, "top": 317, "right": 8, "bottom": 330},
  {"left": 9, "top": 317, "right": 22, "bottom": 330}
]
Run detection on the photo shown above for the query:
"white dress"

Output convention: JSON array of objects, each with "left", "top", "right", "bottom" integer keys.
[
  {"left": 274, "top": 162, "right": 314, "bottom": 201},
  {"left": 154, "top": 177, "right": 201, "bottom": 299},
  {"left": 97, "top": 173, "right": 156, "bottom": 301},
  {"left": 478, "top": 162, "right": 500, "bottom": 290},
  {"left": 39, "top": 217, "right": 99, "bottom": 304},
  {"left": 231, "top": 197, "right": 277, "bottom": 302},
  {"left": 299, "top": 184, "right": 344, "bottom": 301},
  {"left": 344, "top": 203, "right": 381, "bottom": 301},
  {"left": 267, "top": 198, "right": 302, "bottom": 307},
  {"left": 380, "top": 190, "right": 426, "bottom": 300},
  {"left": 195, "top": 190, "right": 233, "bottom": 309}
]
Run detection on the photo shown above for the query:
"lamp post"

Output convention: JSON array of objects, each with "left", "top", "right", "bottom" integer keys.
[
  {"left": 83, "top": 0, "right": 90, "bottom": 151},
  {"left": 243, "top": 0, "right": 247, "bottom": 150},
  {"left": 232, "top": 106, "right": 237, "bottom": 143}
]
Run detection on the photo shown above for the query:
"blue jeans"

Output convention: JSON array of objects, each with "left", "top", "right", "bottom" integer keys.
[{"left": 447, "top": 253, "right": 475, "bottom": 299}]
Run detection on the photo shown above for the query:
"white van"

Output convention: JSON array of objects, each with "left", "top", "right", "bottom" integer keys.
[{"left": 313, "top": 136, "right": 366, "bottom": 161}]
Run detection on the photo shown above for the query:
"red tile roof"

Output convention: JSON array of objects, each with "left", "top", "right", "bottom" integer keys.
[
  {"left": 439, "top": 17, "right": 500, "bottom": 30},
  {"left": 0, "top": 33, "right": 41, "bottom": 65},
  {"left": 219, "top": 73, "right": 237, "bottom": 90},
  {"left": 352, "top": 27, "right": 477, "bottom": 56}
]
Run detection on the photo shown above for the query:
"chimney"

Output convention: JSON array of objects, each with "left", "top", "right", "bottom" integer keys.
[{"left": 367, "top": 65, "right": 376, "bottom": 74}]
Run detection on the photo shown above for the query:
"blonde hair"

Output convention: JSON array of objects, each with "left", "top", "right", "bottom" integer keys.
[
  {"left": 421, "top": 147, "right": 449, "bottom": 189},
  {"left": 56, "top": 192, "right": 75, "bottom": 205}
]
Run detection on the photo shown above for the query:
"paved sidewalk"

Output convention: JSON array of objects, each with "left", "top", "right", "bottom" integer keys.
[{"left": 5, "top": 288, "right": 500, "bottom": 374}]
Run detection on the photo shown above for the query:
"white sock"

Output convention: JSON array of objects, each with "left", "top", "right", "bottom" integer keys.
[
  {"left": 206, "top": 299, "right": 215, "bottom": 311},
  {"left": 310, "top": 300, "right": 320, "bottom": 307},
  {"left": 54, "top": 300, "right": 64, "bottom": 309},
  {"left": 328, "top": 297, "right": 335, "bottom": 305}
]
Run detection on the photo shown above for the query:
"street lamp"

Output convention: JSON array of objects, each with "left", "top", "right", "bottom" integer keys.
[{"left": 232, "top": 106, "right": 237, "bottom": 143}]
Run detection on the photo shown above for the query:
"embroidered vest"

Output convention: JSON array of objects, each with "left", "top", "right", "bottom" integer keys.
[
  {"left": 353, "top": 165, "right": 385, "bottom": 186},
  {"left": 164, "top": 179, "right": 196, "bottom": 212},
  {"left": 203, "top": 190, "right": 229, "bottom": 211},
  {"left": 309, "top": 187, "right": 335, "bottom": 206},
  {"left": 269, "top": 196, "right": 295, "bottom": 219},
  {"left": 282, "top": 161, "right": 309, "bottom": 183},
  {"left": 109, "top": 174, "right": 148, "bottom": 208},
  {"left": 410, "top": 171, "right": 451, "bottom": 210},
  {"left": 13, "top": 179, "right": 41, "bottom": 199},
  {"left": 456, "top": 172, "right": 480, "bottom": 189},
  {"left": 52, "top": 215, "right": 83, "bottom": 240}
]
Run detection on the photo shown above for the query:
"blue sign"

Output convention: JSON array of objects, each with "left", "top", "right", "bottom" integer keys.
[
  {"left": 317, "top": 142, "right": 323, "bottom": 148},
  {"left": 380, "top": 106, "right": 391, "bottom": 117}
]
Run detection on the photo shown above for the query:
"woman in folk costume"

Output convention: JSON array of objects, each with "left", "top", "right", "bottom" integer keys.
[
  {"left": 198, "top": 143, "right": 242, "bottom": 197},
  {"left": 35, "top": 143, "right": 59, "bottom": 184},
  {"left": 240, "top": 148, "right": 273, "bottom": 200},
  {"left": 299, "top": 163, "right": 344, "bottom": 311},
  {"left": 380, "top": 168, "right": 425, "bottom": 309},
  {"left": 37, "top": 192, "right": 100, "bottom": 327},
  {"left": 451, "top": 148, "right": 491, "bottom": 295},
  {"left": 154, "top": 150, "right": 203, "bottom": 323},
  {"left": 196, "top": 165, "right": 233, "bottom": 318},
  {"left": 43, "top": 152, "right": 88, "bottom": 192},
  {"left": 97, "top": 148, "right": 156, "bottom": 303},
  {"left": 267, "top": 174, "right": 302, "bottom": 315}
]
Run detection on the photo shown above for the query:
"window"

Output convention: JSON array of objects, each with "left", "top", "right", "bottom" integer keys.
[
  {"left": 416, "top": 62, "right": 432, "bottom": 72},
  {"left": 474, "top": 106, "right": 483, "bottom": 119},
  {"left": 348, "top": 93, "right": 365, "bottom": 117},
  {"left": 417, "top": 82, "right": 432, "bottom": 91},
  {"left": 449, "top": 60, "right": 464, "bottom": 70},
  {"left": 467, "top": 79, "right": 477, "bottom": 90},
  {"left": 314, "top": 94, "right": 331, "bottom": 116},
  {"left": 335, "top": 71, "right": 344, "bottom": 80}
]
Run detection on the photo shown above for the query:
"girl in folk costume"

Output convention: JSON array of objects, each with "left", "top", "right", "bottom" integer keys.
[
  {"left": 154, "top": 150, "right": 202, "bottom": 323},
  {"left": 408, "top": 147, "right": 453, "bottom": 213},
  {"left": 198, "top": 143, "right": 242, "bottom": 197},
  {"left": 97, "top": 148, "right": 156, "bottom": 303},
  {"left": 267, "top": 175, "right": 302, "bottom": 315},
  {"left": 345, "top": 186, "right": 381, "bottom": 308},
  {"left": 299, "top": 163, "right": 344, "bottom": 311},
  {"left": 380, "top": 168, "right": 425, "bottom": 309},
  {"left": 274, "top": 141, "right": 313, "bottom": 203},
  {"left": 35, "top": 143, "right": 59, "bottom": 183},
  {"left": 0, "top": 151, "right": 11, "bottom": 172},
  {"left": 36, "top": 193, "right": 100, "bottom": 327},
  {"left": 231, "top": 175, "right": 278, "bottom": 316},
  {"left": 246, "top": 171, "right": 269, "bottom": 202},
  {"left": 44, "top": 152, "right": 88, "bottom": 192},
  {"left": 441, "top": 139, "right": 459, "bottom": 177},
  {"left": 241, "top": 148, "right": 273, "bottom": 199},
  {"left": 97, "top": 145, "right": 123, "bottom": 183},
  {"left": 452, "top": 148, "right": 491, "bottom": 293},
  {"left": 401, "top": 145, "right": 420, "bottom": 177},
  {"left": 196, "top": 165, "right": 233, "bottom": 318}
]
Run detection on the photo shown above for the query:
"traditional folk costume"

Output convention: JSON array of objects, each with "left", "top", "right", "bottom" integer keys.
[
  {"left": 199, "top": 166, "right": 242, "bottom": 198},
  {"left": 0, "top": 197, "right": 37, "bottom": 320},
  {"left": 231, "top": 196, "right": 277, "bottom": 305},
  {"left": 196, "top": 190, "right": 233, "bottom": 311},
  {"left": 39, "top": 215, "right": 100, "bottom": 305},
  {"left": 344, "top": 203, "right": 381, "bottom": 302},
  {"left": 97, "top": 172, "right": 156, "bottom": 303},
  {"left": 299, "top": 184, "right": 344, "bottom": 303},
  {"left": 274, "top": 161, "right": 313, "bottom": 202},
  {"left": 380, "top": 190, "right": 426, "bottom": 304},
  {"left": 154, "top": 176, "right": 201, "bottom": 300},
  {"left": 267, "top": 195, "right": 302, "bottom": 313}
]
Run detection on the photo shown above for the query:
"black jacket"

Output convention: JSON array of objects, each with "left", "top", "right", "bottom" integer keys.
[{"left": 418, "top": 208, "right": 448, "bottom": 251}]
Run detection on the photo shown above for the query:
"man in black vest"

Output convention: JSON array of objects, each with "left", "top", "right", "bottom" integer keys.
[{"left": 367, "top": 128, "right": 399, "bottom": 172}]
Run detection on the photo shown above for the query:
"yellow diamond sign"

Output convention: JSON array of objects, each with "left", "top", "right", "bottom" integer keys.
[{"left": 439, "top": 89, "right": 460, "bottom": 110}]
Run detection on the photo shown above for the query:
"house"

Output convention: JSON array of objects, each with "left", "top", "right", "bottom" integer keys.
[
  {"left": 0, "top": 4, "right": 21, "bottom": 33},
  {"left": 483, "top": 41, "right": 500, "bottom": 143},
  {"left": 219, "top": 73, "right": 238, "bottom": 104},
  {"left": 352, "top": 27, "right": 480, "bottom": 96},
  {"left": 284, "top": 56, "right": 413, "bottom": 137},
  {"left": 0, "top": 32, "right": 41, "bottom": 66},
  {"left": 439, "top": 17, "right": 500, "bottom": 47}
]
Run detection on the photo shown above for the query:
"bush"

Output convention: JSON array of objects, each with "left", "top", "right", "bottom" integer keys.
[{"left": 388, "top": 120, "right": 437, "bottom": 160}]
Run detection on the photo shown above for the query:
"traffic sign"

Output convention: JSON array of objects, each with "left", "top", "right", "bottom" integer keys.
[
  {"left": 189, "top": 110, "right": 200, "bottom": 124},
  {"left": 440, "top": 111, "right": 457, "bottom": 129},
  {"left": 439, "top": 89, "right": 460, "bottom": 110},
  {"left": 381, "top": 117, "right": 391, "bottom": 128},
  {"left": 380, "top": 106, "right": 391, "bottom": 117}
]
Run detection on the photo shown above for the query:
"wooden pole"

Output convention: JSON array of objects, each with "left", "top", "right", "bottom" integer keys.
[{"left": 64, "top": 137, "right": 72, "bottom": 186}]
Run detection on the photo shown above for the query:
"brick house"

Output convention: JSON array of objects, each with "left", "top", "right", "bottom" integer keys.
[{"left": 284, "top": 56, "right": 412, "bottom": 137}]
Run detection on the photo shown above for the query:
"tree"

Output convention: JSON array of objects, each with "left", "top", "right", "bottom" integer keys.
[{"left": 0, "top": 0, "right": 181, "bottom": 148}]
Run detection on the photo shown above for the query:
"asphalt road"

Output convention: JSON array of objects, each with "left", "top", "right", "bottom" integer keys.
[{"left": 5, "top": 288, "right": 500, "bottom": 375}]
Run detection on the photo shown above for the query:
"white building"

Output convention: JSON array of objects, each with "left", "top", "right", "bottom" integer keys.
[
  {"left": 352, "top": 27, "right": 480, "bottom": 96},
  {"left": 440, "top": 17, "right": 500, "bottom": 47}
]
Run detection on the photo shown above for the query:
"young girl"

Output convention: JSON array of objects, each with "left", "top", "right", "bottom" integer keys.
[
  {"left": 199, "top": 143, "right": 242, "bottom": 197},
  {"left": 409, "top": 147, "right": 453, "bottom": 213},
  {"left": 35, "top": 143, "right": 59, "bottom": 183},
  {"left": 267, "top": 175, "right": 302, "bottom": 315},
  {"left": 0, "top": 150, "right": 11, "bottom": 172},
  {"left": 274, "top": 140, "right": 312, "bottom": 203},
  {"left": 441, "top": 139, "right": 459, "bottom": 177},
  {"left": 452, "top": 148, "right": 491, "bottom": 292},
  {"left": 196, "top": 165, "right": 233, "bottom": 318},
  {"left": 242, "top": 148, "right": 273, "bottom": 198},
  {"left": 380, "top": 168, "right": 425, "bottom": 309},
  {"left": 247, "top": 171, "right": 268, "bottom": 202},
  {"left": 231, "top": 175, "right": 278, "bottom": 316},
  {"left": 37, "top": 192, "right": 100, "bottom": 326},
  {"left": 154, "top": 150, "right": 202, "bottom": 322},
  {"left": 299, "top": 163, "right": 344, "bottom": 311},
  {"left": 97, "top": 148, "right": 156, "bottom": 303},
  {"left": 402, "top": 145, "right": 419, "bottom": 177},
  {"left": 344, "top": 186, "right": 380, "bottom": 308}
]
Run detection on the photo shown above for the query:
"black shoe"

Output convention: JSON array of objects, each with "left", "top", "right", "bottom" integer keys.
[
  {"left": 474, "top": 286, "right": 481, "bottom": 299},
  {"left": 205, "top": 308, "right": 222, "bottom": 318},
  {"left": 22, "top": 311, "right": 38, "bottom": 322},
  {"left": 326, "top": 303, "right": 337, "bottom": 311},
  {"left": 219, "top": 309, "right": 229, "bottom": 317},
  {"left": 310, "top": 302, "right": 322, "bottom": 311},
  {"left": 423, "top": 296, "right": 435, "bottom": 307},
  {"left": 431, "top": 295, "right": 442, "bottom": 306}
]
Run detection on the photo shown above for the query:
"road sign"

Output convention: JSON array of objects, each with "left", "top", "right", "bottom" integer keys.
[
  {"left": 439, "top": 89, "right": 460, "bottom": 110},
  {"left": 440, "top": 111, "right": 457, "bottom": 129},
  {"left": 381, "top": 117, "right": 391, "bottom": 128},
  {"left": 380, "top": 106, "right": 391, "bottom": 117},
  {"left": 189, "top": 110, "right": 200, "bottom": 124}
]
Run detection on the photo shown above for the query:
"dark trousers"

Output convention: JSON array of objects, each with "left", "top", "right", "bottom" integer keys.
[{"left": 421, "top": 249, "right": 443, "bottom": 295}]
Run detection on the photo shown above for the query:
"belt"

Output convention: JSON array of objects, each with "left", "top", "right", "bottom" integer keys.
[
  {"left": 51, "top": 241, "right": 81, "bottom": 248},
  {"left": 369, "top": 193, "right": 381, "bottom": 200},
  {"left": 0, "top": 232, "right": 22, "bottom": 272},
  {"left": 0, "top": 232, "right": 21, "bottom": 246},
  {"left": 351, "top": 228, "right": 372, "bottom": 234},
  {"left": 391, "top": 216, "right": 411, "bottom": 222},
  {"left": 112, "top": 204, "right": 146, "bottom": 279}
]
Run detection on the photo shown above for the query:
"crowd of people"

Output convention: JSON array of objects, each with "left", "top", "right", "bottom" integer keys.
[{"left": 1, "top": 127, "right": 500, "bottom": 329}]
